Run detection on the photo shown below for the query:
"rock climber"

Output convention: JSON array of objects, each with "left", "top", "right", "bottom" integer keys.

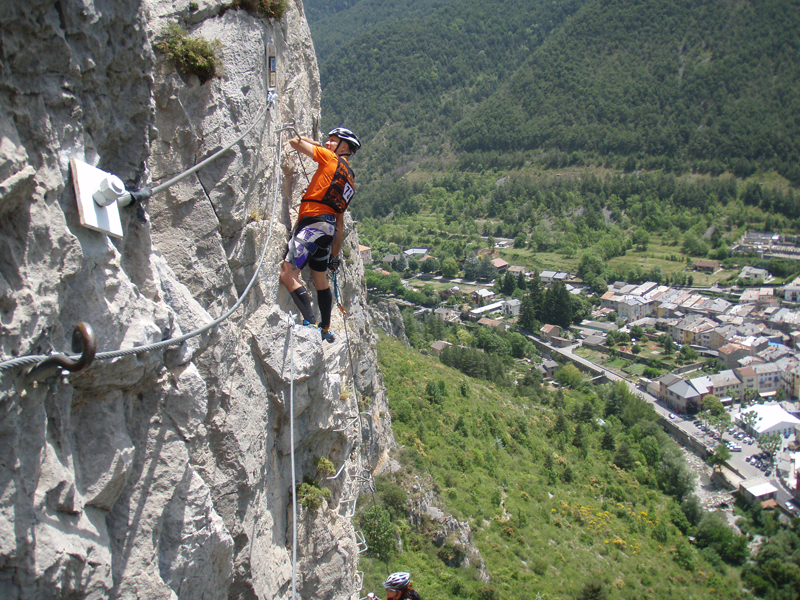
[
  {"left": 280, "top": 127, "right": 361, "bottom": 343},
  {"left": 382, "top": 572, "right": 423, "bottom": 600}
]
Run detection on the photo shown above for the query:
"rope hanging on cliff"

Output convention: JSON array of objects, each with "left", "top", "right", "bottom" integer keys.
[
  {"left": 288, "top": 315, "right": 299, "bottom": 600},
  {"left": 0, "top": 102, "right": 280, "bottom": 374},
  {"left": 331, "top": 268, "right": 384, "bottom": 586}
]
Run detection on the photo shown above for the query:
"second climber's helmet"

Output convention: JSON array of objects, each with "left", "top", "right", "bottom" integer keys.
[
  {"left": 382, "top": 572, "right": 410, "bottom": 591},
  {"left": 328, "top": 127, "right": 361, "bottom": 154}
]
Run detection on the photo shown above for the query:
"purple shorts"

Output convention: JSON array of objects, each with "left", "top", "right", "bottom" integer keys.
[{"left": 285, "top": 217, "right": 337, "bottom": 272}]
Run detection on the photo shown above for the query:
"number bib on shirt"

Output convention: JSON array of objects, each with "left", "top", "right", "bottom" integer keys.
[{"left": 305, "top": 157, "right": 355, "bottom": 214}]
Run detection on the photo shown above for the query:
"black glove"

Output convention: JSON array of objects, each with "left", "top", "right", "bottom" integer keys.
[{"left": 328, "top": 256, "right": 341, "bottom": 272}]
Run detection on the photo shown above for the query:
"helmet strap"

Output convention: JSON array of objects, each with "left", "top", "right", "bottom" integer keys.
[{"left": 333, "top": 139, "right": 352, "bottom": 157}]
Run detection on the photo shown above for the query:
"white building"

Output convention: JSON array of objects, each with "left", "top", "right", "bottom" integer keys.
[
  {"left": 739, "top": 266, "right": 770, "bottom": 283},
  {"left": 735, "top": 404, "right": 800, "bottom": 438},
  {"left": 503, "top": 298, "right": 521, "bottom": 317},
  {"left": 469, "top": 301, "right": 506, "bottom": 318}
]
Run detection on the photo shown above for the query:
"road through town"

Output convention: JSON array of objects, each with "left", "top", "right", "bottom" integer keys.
[{"left": 539, "top": 337, "right": 797, "bottom": 510}]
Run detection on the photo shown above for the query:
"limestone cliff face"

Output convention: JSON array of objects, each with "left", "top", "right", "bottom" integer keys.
[{"left": 0, "top": 1, "right": 393, "bottom": 599}]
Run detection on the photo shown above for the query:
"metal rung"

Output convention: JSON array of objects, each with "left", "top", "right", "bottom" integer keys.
[
  {"left": 355, "top": 571, "right": 364, "bottom": 592},
  {"left": 340, "top": 497, "right": 358, "bottom": 518},
  {"left": 326, "top": 461, "right": 348, "bottom": 480},
  {"left": 354, "top": 468, "right": 375, "bottom": 493},
  {"left": 355, "top": 530, "right": 368, "bottom": 554},
  {"left": 333, "top": 415, "right": 359, "bottom": 432}
]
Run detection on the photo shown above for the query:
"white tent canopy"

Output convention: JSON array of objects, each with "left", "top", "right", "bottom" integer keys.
[{"left": 734, "top": 404, "right": 800, "bottom": 437}]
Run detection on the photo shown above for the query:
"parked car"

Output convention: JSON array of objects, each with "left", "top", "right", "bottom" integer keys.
[
  {"left": 764, "top": 469, "right": 772, "bottom": 477},
  {"left": 731, "top": 446, "right": 742, "bottom": 452}
]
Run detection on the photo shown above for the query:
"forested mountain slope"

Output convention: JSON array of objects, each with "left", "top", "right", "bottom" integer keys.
[
  {"left": 304, "top": 0, "right": 461, "bottom": 60},
  {"left": 453, "top": 0, "right": 800, "bottom": 182},
  {"left": 312, "top": 0, "right": 800, "bottom": 197},
  {"left": 311, "top": 0, "right": 585, "bottom": 181}
]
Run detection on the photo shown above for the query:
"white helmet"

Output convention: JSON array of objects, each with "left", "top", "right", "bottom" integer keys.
[
  {"left": 382, "top": 572, "right": 410, "bottom": 591},
  {"left": 328, "top": 127, "right": 361, "bottom": 154}
]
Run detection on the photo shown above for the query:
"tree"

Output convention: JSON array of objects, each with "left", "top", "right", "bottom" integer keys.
[
  {"left": 757, "top": 432, "right": 782, "bottom": 458},
  {"left": 359, "top": 505, "right": 396, "bottom": 562},
  {"left": 658, "top": 446, "right": 696, "bottom": 501},
  {"left": 659, "top": 334, "right": 675, "bottom": 355},
  {"left": 702, "top": 394, "right": 725, "bottom": 417},
  {"left": 516, "top": 270, "right": 527, "bottom": 291},
  {"left": 393, "top": 253, "right": 408, "bottom": 272},
  {"left": 572, "top": 423, "right": 586, "bottom": 449},
  {"left": 679, "top": 344, "right": 698, "bottom": 361},
  {"left": 501, "top": 270, "right": 517, "bottom": 295},
  {"left": 694, "top": 512, "right": 749, "bottom": 565},
  {"left": 555, "top": 364, "right": 583, "bottom": 389},
  {"left": 542, "top": 281, "right": 573, "bottom": 328},
  {"left": 601, "top": 429, "right": 616, "bottom": 452},
  {"left": 441, "top": 256, "right": 459, "bottom": 278},
  {"left": 476, "top": 254, "right": 498, "bottom": 280},
  {"left": 739, "top": 409, "right": 760, "bottom": 435},
  {"left": 551, "top": 413, "right": 569, "bottom": 436},
  {"left": 462, "top": 254, "right": 479, "bottom": 280},
  {"left": 420, "top": 256, "right": 440, "bottom": 274},
  {"left": 708, "top": 443, "right": 731, "bottom": 472},
  {"left": 508, "top": 332, "right": 532, "bottom": 359},
  {"left": 574, "top": 401, "right": 595, "bottom": 424},
  {"left": 613, "top": 442, "right": 635, "bottom": 470},
  {"left": 520, "top": 273, "right": 546, "bottom": 330},
  {"left": 742, "top": 387, "right": 759, "bottom": 407},
  {"left": 632, "top": 227, "right": 650, "bottom": 251},
  {"left": 640, "top": 435, "right": 661, "bottom": 467}
]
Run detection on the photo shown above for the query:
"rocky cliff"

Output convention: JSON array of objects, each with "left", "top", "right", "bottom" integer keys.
[{"left": 0, "top": 1, "right": 393, "bottom": 598}]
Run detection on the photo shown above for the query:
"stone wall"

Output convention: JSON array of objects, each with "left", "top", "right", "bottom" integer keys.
[{"left": 0, "top": 2, "right": 392, "bottom": 598}]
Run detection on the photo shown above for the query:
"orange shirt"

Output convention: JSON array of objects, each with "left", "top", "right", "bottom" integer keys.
[{"left": 299, "top": 145, "right": 349, "bottom": 220}]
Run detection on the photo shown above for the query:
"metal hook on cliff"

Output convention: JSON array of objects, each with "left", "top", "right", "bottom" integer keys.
[
  {"left": 277, "top": 121, "right": 301, "bottom": 140},
  {"left": 26, "top": 322, "right": 97, "bottom": 384}
]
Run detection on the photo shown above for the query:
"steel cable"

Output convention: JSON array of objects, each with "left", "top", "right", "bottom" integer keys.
[{"left": 0, "top": 102, "right": 280, "bottom": 373}]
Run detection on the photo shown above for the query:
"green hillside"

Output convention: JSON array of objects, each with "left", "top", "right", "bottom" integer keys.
[
  {"left": 314, "top": 0, "right": 800, "bottom": 187},
  {"left": 356, "top": 333, "right": 769, "bottom": 599},
  {"left": 454, "top": 0, "right": 800, "bottom": 182},
  {"left": 304, "top": 0, "right": 461, "bottom": 61},
  {"left": 308, "top": 0, "right": 800, "bottom": 282},
  {"left": 315, "top": 0, "right": 584, "bottom": 182}
]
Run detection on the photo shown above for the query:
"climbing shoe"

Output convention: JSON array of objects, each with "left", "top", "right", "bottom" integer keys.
[
  {"left": 302, "top": 319, "right": 319, "bottom": 330},
  {"left": 320, "top": 326, "right": 336, "bottom": 343}
]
